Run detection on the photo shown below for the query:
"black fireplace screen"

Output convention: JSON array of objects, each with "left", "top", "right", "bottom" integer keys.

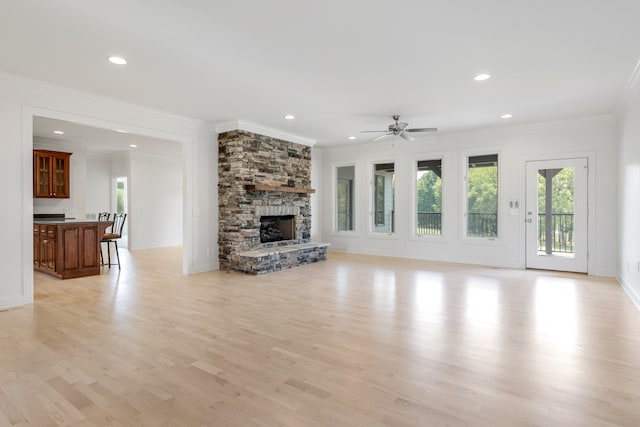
[{"left": 260, "top": 215, "right": 295, "bottom": 243}]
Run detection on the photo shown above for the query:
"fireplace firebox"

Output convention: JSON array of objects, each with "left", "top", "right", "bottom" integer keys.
[{"left": 260, "top": 215, "right": 295, "bottom": 243}]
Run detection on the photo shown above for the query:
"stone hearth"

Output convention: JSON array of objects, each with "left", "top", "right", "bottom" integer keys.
[{"left": 218, "top": 130, "right": 327, "bottom": 274}]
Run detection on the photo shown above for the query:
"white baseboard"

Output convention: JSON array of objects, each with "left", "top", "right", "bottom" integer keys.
[
  {"left": 0, "top": 295, "right": 29, "bottom": 311},
  {"left": 618, "top": 275, "right": 640, "bottom": 312},
  {"left": 190, "top": 261, "right": 219, "bottom": 274}
]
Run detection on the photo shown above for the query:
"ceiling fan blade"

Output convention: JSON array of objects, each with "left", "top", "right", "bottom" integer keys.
[
  {"left": 406, "top": 127, "right": 438, "bottom": 133},
  {"left": 361, "top": 130, "right": 388, "bottom": 133},
  {"left": 399, "top": 131, "right": 414, "bottom": 142},
  {"left": 371, "top": 133, "right": 390, "bottom": 142}
]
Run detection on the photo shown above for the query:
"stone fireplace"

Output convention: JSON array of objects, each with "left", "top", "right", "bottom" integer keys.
[{"left": 218, "top": 129, "right": 328, "bottom": 274}]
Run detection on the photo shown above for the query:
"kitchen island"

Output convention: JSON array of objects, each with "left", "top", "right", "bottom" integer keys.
[{"left": 34, "top": 219, "right": 112, "bottom": 279}]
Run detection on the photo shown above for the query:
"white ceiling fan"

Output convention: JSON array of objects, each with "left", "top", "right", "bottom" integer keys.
[{"left": 361, "top": 115, "right": 437, "bottom": 142}]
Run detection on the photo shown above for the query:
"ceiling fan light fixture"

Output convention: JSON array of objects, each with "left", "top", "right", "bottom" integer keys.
[
  {"left": 474, "top": 73, "right": 491, "bottom": 81},
  {"left": 362, "top": 115, "right": 437, "bottom": 142}
]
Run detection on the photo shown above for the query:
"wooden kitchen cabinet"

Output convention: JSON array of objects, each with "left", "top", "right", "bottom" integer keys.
[
  {"left": 33, "top": 224, "right": 58, "bottom": 274},
  {"left": 33, "top": 149, "right": 72, "bottom": 198},
  {"left": 33, "top": 220, "right": 112, "bottom": 279}
]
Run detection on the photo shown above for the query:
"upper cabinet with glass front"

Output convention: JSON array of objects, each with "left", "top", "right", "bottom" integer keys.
[{"left": 33, "top": 149, "right": 72, "bottom": 198}]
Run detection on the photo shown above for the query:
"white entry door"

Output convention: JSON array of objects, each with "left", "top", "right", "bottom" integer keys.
[{"left": 525, "top": 158, "right": 588, "bottom": 273}]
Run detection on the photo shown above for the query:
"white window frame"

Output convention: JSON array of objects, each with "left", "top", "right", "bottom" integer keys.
[
  {"left": 369, "top": 159, "right": 398, "bottom": 238},
  {"left": 461, "top": 148, "right": 503, "bottom": 243},
  {"left": 331, "top": 161, "right": 357, "bottom": 236},
  {"left": 410, "top": 152, "right": 446, "bottom": 240}
]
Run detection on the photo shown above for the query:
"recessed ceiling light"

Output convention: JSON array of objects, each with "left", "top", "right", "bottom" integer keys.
[
  {"left": 129, "top": 144, "right": 137, "bottom": 148},
  {"left": 108, "top": 56, "right": 127, "bottom": 65},
  {"left": 474, "top": 73, "right": 491, "bottom": 81},
  {"left": 53, "top": 130, "right": 64, "bottom": 135},
  {"left": 348, "top": 136, "right": 356, "bottom": 140},
  {"left": 284, "top": 114, "right": 295, "bottom": 120},
  {"left": 114, "top": 129, "right": 129, "bottom": 133},
  {"left": 501, "top": 113, "right": 513, "bottom": 119}
]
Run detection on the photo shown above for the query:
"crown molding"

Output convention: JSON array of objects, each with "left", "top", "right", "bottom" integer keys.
[
  {"left": 614, "top": 57, "right": 640, "bottom": 118},
  {"left": 215, "top": 119, "right": 316, "bottom": 147}
]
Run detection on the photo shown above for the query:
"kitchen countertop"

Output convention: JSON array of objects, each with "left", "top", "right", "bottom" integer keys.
[{"left": 34, "top": 219, "right": 111, "bottom": 225}]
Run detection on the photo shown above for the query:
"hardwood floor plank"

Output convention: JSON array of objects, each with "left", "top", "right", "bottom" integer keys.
[{"left": 1, "top": 247, "right": 639, "bottom": 425}]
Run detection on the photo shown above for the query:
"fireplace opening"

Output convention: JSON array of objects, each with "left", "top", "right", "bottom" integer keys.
[{"left": 260, "top": 215, "right": 296, "bottom": 243}]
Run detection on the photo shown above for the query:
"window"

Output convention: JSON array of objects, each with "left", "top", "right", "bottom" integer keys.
[
  {"left": 372, "top": 162, "right": 395, "bottom": 233},
  {"left": 416, "top": 159, "right": 442, "bottom": 235},
  {"left": 336, "top": 165, "right": 355, "bottom": 231},
  {"left": 466, "top": 154, "right": 498, "bottom": 238}
]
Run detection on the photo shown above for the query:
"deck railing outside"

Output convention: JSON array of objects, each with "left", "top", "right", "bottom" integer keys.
[
  {"left": 417, "top": 212, "right": 442, "bottom": 235},
  {"left": 538, "top": 213, "right": 574, "bottom": 253},
  {"left": 417, "top": 212, "right": 574, "bottom": 253}
]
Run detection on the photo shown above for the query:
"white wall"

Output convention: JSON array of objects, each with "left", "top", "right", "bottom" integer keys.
[
  {"left": 310, "top": 146, "right": 323, "bottom": 241},
  {"left": 129, "top": 152, "right": 183, "bottom": 249},
  {"left": 321, "top": 115, "right": 618, "bottom": 276},
  {"left": 87, "top": 150, "right": 183, "bottom": 249},
  {"left": 85, "top": 154, "right": 111, "bottom": 217},
  {"left": 0, "top": 72, "right": 218, "bottom": 310},
  {"left": 617, "top": 81, "right": 640, "bottom": 309}
]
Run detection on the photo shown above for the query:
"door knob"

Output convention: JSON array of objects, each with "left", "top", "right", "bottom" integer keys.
[{"left": 526, "top": 218, "right": 533, "bottom": 223}]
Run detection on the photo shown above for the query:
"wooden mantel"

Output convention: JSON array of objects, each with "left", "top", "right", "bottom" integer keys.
[{"left": 244, "top": 184, "right": 315, "bottom": 194}]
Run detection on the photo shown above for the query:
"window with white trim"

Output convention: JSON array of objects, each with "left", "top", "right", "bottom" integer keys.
[
  {"left": 466, "top": 154, "right": 498, "bottom": 238},
  {"left": 336, "top": 165, "right": 355, "bottom": 231},
  {"left": 372, "top": 162, "right": 395, "bottom": 233},
  {"left": 416, "top": 159, "right": 442, "bottom": 235}
]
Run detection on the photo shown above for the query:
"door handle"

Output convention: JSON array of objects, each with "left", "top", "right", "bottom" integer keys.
[{"left": 526, "top": 218, "right": 533, "bottom": 223}]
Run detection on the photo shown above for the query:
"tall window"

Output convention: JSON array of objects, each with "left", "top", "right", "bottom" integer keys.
[
  {"left": 466, "top": 154, "right": 498, "bottom": 238},
  {"left": 372, "top": 162, "right": 395, "bottom": 233},
  {"left": 336, "top": 165, "right": 355, "bottom": 231},
  {"left": 416, "top": 159, "right": 442, "bottom": 235}
]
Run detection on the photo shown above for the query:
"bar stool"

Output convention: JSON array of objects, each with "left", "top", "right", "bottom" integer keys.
[{"left": 101, "top": 213, "right": 127, "bottom": 269}]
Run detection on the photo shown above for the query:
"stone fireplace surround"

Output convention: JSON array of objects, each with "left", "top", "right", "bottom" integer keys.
[{"left": 218, "top": 129, "right": 328, "bottom": 274}]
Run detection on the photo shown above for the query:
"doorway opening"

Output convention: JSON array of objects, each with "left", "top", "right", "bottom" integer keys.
[{"left": 115, "top": 176, "right": 129, "bottom": 247}]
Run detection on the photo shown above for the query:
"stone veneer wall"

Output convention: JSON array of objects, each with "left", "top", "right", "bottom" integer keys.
[{"left": 218, "top": 130, "right": 312, "bottom": 271}]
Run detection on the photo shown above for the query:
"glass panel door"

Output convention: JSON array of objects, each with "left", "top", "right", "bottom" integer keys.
[{"left": 526, "top": 158, "right": 587, "bottom": 272}]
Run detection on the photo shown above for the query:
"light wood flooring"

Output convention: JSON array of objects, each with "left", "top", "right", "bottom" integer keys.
[{"left": 1, "top": 248, "right": 640, "bottom": 426}]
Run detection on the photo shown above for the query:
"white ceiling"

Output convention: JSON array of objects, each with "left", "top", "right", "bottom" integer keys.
[
  {"left": 2, "top": 0, "right": 640, "bottom": 147},
  {"left": 33, "top": 116, "right": 182, "bottom": 157}
]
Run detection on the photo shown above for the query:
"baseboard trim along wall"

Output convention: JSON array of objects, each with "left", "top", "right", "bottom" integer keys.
[{"left": 618, "top": 275, "right": 640, "bottom": 312}]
